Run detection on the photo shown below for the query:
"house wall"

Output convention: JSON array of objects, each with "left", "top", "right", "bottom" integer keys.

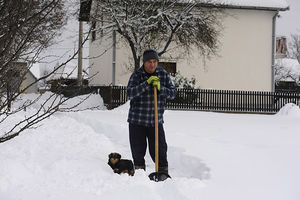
[
  {"left": 176, "top": 9, "right": 276, "bottom": 91},
  {"left": 89, "top": 33, "right": 114, "bottom": 86},
  {"left": 7, "top": 62, "right": 38, "bottom": 94},
  {"left": 89, "top": 8, "right": 277, "bottom": 91},
  {"left": 20, "top": 73, "right": 38, "bottom": 93}
]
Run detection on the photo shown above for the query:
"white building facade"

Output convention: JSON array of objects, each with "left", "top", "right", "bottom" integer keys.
[{"left": 89, "top": 1, "right": 288, "bottom": 92}]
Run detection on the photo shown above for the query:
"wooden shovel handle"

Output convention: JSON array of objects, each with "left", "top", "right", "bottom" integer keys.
[{"left": 154, "top": 85, "right": 159, "bottom": 173}]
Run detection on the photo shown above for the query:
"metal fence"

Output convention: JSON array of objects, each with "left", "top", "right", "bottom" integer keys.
[{"left": 91, "top": 86, "right": 300, "bottom": 113}]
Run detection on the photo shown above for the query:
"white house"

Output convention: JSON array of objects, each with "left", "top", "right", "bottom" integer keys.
[
  {"left": 21, "top": 70, "right": 39, "bottom": 93},
  {"left": 0, "top": 61, "right": 39, "bottom": 95},
  {"left": 17, "top": 62, "right": 39, "bottom": 93},
  {"left": 89, "top": 0, "right": 289, "bottom": 92}
]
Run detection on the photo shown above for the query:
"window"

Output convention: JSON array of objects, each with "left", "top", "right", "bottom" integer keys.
[{"left": 159, "top": 62, "right": 176, "bottom": 76}]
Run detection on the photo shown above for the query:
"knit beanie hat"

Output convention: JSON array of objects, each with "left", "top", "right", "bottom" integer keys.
[{"left": 143, "top": 49, "right": 159, "bottom": 63}]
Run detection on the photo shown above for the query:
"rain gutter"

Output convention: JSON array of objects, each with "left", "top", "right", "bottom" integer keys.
[
  {"left": 271, "top": 11, "right": 279, "bottom": 92},
  {"left": 112, "top": 30, "right": 116, "bottom": 86}
]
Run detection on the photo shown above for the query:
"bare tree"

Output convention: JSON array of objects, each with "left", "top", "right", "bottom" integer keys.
[
  {"left": 0, "top": 0, "right": 65, "bottom": 66},
  {"left": 91, "top": 0, "right": 224, "bottom": 69},
  {"left": 0, "top": 0, "right": 66, "bottom": 102},
  {"left": 275, "top": 32, "right": 300, "bottom": 86},
  {"left": 0, "top": 0, "right": 94, "bottom": 143},
  {"left": 274, "top": 60, "right": 298, "bottom": 84},
  {"left": 287, "top": 33, "right": 300, "bottom": 64}
]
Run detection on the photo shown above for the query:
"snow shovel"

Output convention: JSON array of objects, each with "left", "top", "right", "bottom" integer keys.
[{"left": 148, "top": 85, "right": 171, "bottom": 182}]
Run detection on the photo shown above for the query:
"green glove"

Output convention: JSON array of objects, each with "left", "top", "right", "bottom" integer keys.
[
  {"left": 147, "top": 76, "right": 159, "bottom": 84},
  {"left": 152, "top": 80, "right": 161, "bottom": 91}
]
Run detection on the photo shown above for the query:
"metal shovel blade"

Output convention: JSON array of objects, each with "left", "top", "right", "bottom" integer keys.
[{"left": 149, "top": 171, "right": 171, "bottom": 182}]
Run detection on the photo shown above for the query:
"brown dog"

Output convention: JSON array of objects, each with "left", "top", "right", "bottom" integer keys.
[{"left": 108, "top": 153, "right": 134, "bottom": 176}]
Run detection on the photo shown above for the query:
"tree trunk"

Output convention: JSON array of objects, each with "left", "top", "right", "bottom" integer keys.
[{"left": 134, "top": 56, "right": 141, "bottom": 70}]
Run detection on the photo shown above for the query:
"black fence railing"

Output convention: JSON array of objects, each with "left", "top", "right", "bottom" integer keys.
[
  {"left": 90, "top": 86, "right": 300, "bottom": 113},
  {"left": 91, "top": 86, "right": 128, "bottom": 109}
]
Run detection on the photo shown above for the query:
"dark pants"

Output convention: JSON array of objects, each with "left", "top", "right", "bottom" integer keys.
[{"left": 129, "top": 123, "right": 168, "bottom": 168}]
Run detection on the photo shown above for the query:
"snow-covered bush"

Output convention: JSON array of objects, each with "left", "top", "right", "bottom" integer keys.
[
  {"left": 171, "top": 72, "right": 199, "bottom": 89},
  {"left": 275, "top": 58, "right": 300, "bottom": 85}
]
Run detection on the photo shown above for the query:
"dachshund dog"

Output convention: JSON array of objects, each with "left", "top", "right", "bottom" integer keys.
[{"left": 108, "top": 153, "right": 134, "bottom": 176}]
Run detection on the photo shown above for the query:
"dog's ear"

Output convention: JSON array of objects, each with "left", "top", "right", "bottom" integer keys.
[{"left": 116, "top": 153, "right": 121, "bottom": 159}]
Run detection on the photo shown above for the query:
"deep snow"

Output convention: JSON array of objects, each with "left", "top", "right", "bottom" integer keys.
[{"left": 1, "top": 94, "right": 300, "bottom": 200}]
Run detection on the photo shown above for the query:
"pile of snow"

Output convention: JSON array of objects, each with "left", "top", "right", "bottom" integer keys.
[
  {"left": 60, "top": 93, "right": 106, "bottom": 111},
  {"left": 111, "top": 101, "right": 130, "bottom": 114},
  {"left": 0, "top": 92, "right": 106, "bottom": 136},
  {"left": 276, "top": 103, "right": 300, "bottom": 117},
  {"left": 11, "top": 92, "right": 106, "bottom": 111},
  {"left": 1, "top": 95, "right": 300, "bottom": 200}
]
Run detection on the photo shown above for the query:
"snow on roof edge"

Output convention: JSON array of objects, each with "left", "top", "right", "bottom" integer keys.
[{"left": 197, "top": 0, "right": 289, "bottom": 11}]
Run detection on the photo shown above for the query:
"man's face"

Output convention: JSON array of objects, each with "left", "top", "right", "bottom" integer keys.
[{"left": 144, "top": 59, "right": 158, "bottom": 74}]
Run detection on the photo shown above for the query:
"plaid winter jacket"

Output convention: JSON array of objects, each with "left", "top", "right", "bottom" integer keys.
[{"left": 127, "top": 66, "right": 176, "bottom": 126}]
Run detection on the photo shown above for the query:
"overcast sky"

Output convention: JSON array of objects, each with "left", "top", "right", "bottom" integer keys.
[{"left": 277, "top": 0, "right": 300, "bottom": 36}]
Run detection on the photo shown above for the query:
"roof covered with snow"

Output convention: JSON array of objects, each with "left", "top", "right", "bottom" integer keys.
[
  {"left": 30, "top": 62, "right": 41, "bottom": 79},
  {"left": 203, "top": 0, "right": 289, "bottom": 11}
]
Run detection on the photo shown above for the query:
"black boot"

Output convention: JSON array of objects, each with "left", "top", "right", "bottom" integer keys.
[
  {"left": 158, "top": 166, "right": 168, "bottom": 174},
  {"left": 149, "top": 166, "right": 171, "bottom": 182}
]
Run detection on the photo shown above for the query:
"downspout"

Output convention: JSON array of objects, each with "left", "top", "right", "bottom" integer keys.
[
  {"left": 271, "top": 11, "right": 279, "bottom": 92},
  {"left": 112, "top": 30, "right": 116, "bottom": 86},
  {"left": 78, "top": 21, "right": 83, "bottom": 87}
]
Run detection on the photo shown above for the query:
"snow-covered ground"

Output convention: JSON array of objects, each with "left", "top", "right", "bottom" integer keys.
[{"left": 1, "top": 94, "right": 300, "bottom": 200}]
